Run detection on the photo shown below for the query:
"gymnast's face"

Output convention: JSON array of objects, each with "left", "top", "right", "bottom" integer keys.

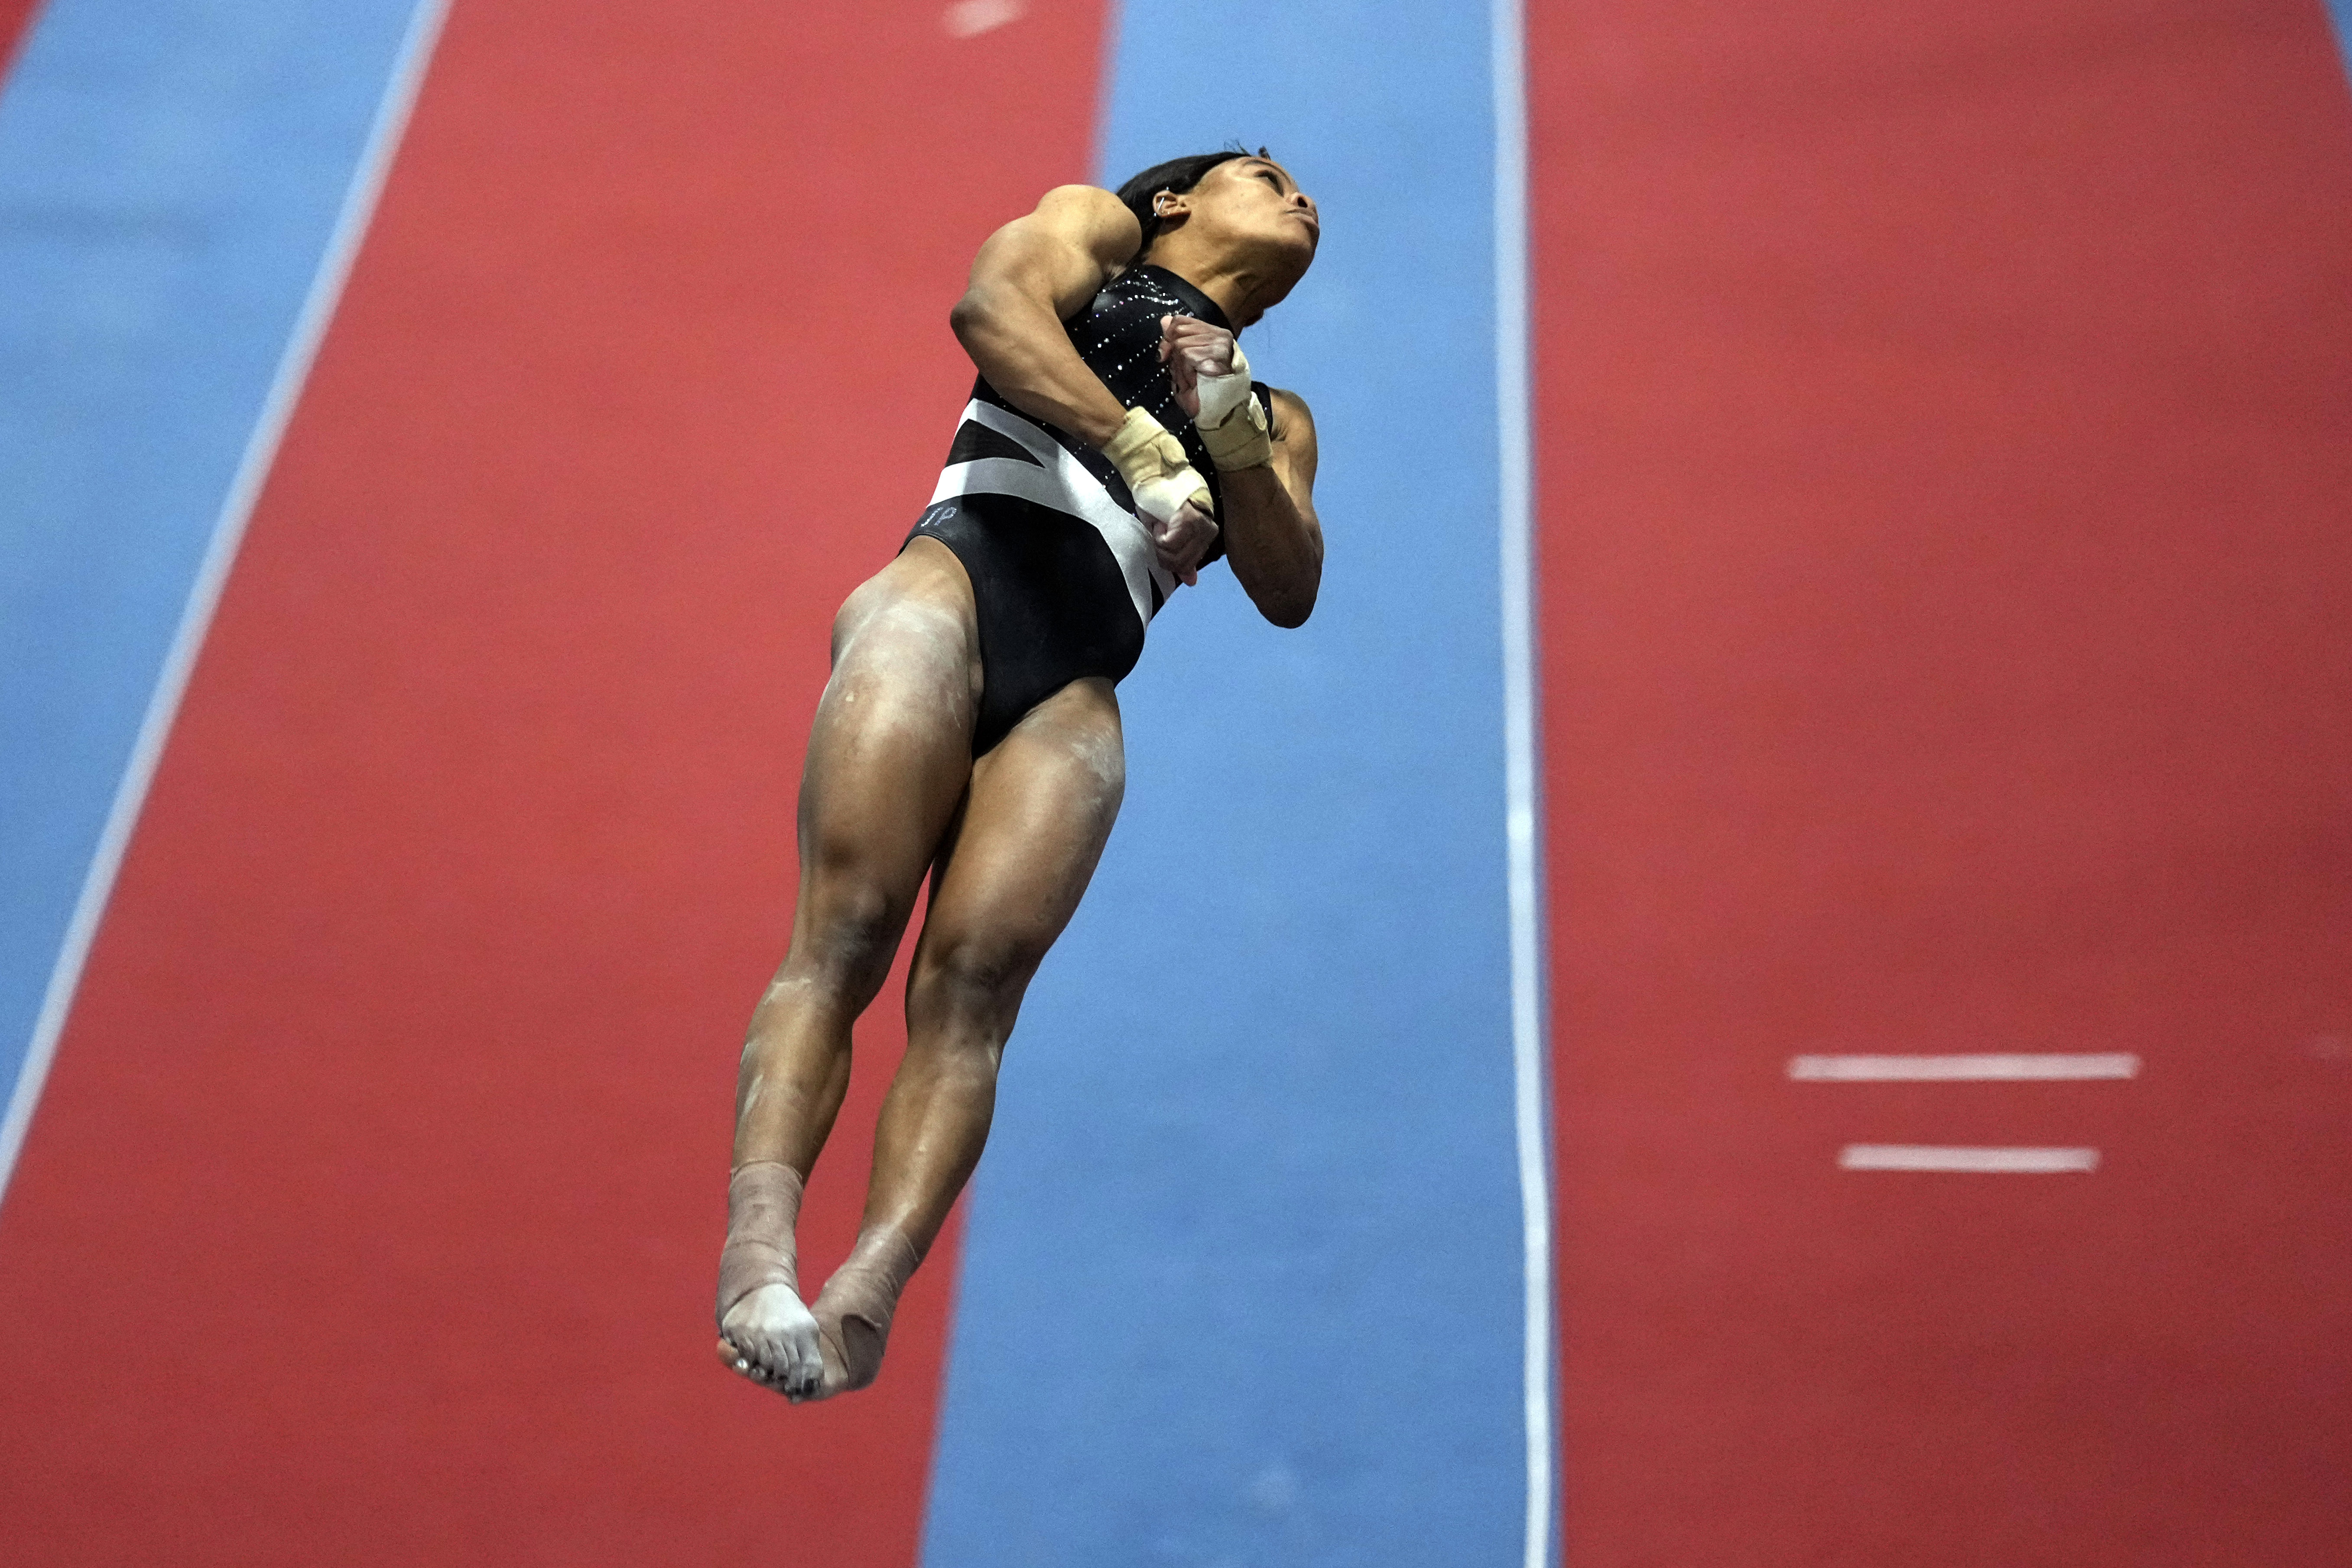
[{"left": 1163, "top": 156, "right": 1320, "bottom": 282}]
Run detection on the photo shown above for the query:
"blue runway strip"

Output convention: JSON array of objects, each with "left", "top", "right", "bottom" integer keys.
[
  {"left": 921, "top": 4, "right": 1533, "bottom": 1563},
  {"left": 0, "top": 0, "right": 428, "bottom": 1183}
]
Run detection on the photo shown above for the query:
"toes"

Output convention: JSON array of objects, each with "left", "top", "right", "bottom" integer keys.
[
  {"left": 719, "top": 1341, "right": 756, "bottom": 1381},
  {"left": 717, "top": 1334, "right": 780, "bottom": 1392},
  {"left": 716, "top": 1288, "right": 831, "bottom": 1400}
]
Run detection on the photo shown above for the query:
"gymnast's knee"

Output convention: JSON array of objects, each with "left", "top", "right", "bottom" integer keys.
[
  {"left": 906, "top": 937, "right": 1039, "bottom": 1038},
  {"left": 780, "top": 883, "right": 905, "bottom": 1004}
]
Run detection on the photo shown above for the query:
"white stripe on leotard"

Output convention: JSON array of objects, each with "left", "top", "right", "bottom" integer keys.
[{"left": 927, "top": 398, "right": 1175, "bottom": 628}]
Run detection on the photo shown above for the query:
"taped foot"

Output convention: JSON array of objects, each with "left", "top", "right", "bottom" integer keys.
[
  {"left": 806, "top": 1228, "right": 923, "bottom": 1399},
  {"left": 715, "top": 1161, "right": 821, "bottom": 1400}
]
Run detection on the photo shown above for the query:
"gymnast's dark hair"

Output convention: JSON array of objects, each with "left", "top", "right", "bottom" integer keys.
[{"left": 1116, "top": 144, "right": 1270, "bottom": 261}]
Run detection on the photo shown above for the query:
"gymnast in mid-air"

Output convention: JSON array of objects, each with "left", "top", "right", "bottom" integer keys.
[{"left": 714, "top": 149, "right": 1324, "bottom": 1400}]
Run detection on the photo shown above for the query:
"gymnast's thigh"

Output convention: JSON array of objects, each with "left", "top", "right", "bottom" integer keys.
[
  {"left": 786, "top": 539, "right": 982, "bottom": 974},
  {"left": 906, "top": 678, "right": 1126, "bottom": 1017}
]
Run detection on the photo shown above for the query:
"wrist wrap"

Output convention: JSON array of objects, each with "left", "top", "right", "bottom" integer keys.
[
  {"left": 1102, "top": 405, "right": 1212, "bottom": 520},
  {"left": 1194, "top": 343, "right": 1273, "bottom": 472}
]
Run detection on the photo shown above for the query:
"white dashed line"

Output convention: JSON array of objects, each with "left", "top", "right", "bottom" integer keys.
[
  {"left": 943, "top": 0, "right": 1025, "bottom": 39},
  {"left": 1789, "top": 1053, "right": 2141, "bottom": 1081},
  {"left": 1840, "top": 1146, "right": 2101, "bottom": 1173}
]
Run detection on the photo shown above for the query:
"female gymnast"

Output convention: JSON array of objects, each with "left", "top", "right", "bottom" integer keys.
[{"left": 714, "top": 150, "right": 1324, "bottom": 1401}]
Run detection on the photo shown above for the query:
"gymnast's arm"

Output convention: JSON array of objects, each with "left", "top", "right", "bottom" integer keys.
[
  {"left": 948, "top": 185, "right": 1138, "bottom": 447},
  {"left": 1220, "top": 389, "right": 1322, "bottom": 628}
]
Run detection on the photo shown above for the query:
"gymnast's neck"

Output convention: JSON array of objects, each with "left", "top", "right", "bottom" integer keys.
[{"left": 1137, "top": 236, "right": 1304, "bottom": 332}]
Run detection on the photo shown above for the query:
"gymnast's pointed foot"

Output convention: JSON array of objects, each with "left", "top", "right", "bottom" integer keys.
[
  {"left": 717, "top": 1282, "right": 827, "bottom": 1400},
  {"left": 803, "top": 1227, "right": 924, "bottom": 1399},
  {"left": 715, "top": 1160, "right": 826, "bottom": 1400}
]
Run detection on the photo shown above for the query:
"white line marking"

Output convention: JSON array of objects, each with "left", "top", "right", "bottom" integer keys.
[
  {"left": 1790, "top": 1053, "right": 2141, "bottom": 1081},
  {"left": 0, "top": 0, "right": 453, "bottom": 1204},
  {"left": 1839, "top": 1146, "right": 2102, "bottom": 1173},
  {"left": 942, "top": 0, "right": 1025, "bottom": 39},
  {"left": 1491, "top": 2, "right": 1555, "bottom": 1566}
]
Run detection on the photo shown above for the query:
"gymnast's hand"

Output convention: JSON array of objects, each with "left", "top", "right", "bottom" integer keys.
[
  {"left": 1161, "top": 314, "right": 1270, "bottom": 473},
  {"left": 1101, "top": 402, "right": 1219, "bottom": 587},
  {"left": 1159, "top": 314, "right": 1241, "bottom": 423},
  {"left": 1149, "top": 496, "right": 1218, "bottom": 587}
]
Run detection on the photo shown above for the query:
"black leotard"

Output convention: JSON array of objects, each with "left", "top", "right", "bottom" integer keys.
[{"left": 907, "top": 263, "right": 1272, "bottom": 755}]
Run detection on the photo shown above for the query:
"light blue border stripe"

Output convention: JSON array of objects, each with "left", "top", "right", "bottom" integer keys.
[
  {"left": 922, "top": 4, "right": 1530, "bottom": 1563},
  {"left": 0, "top": 0, "right": 442, "bottom": 1195},
  {"left": 2330, "top": 1, "right": 2352, "bottom": 78}
]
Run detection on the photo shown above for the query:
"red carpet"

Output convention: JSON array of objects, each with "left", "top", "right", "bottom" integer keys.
[
  {"left": 1533, "top": 2, "right": 2352, "bottom": 1561},
  {"left": 0, "top": 0, "right": 38, "bottom": 75}
]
